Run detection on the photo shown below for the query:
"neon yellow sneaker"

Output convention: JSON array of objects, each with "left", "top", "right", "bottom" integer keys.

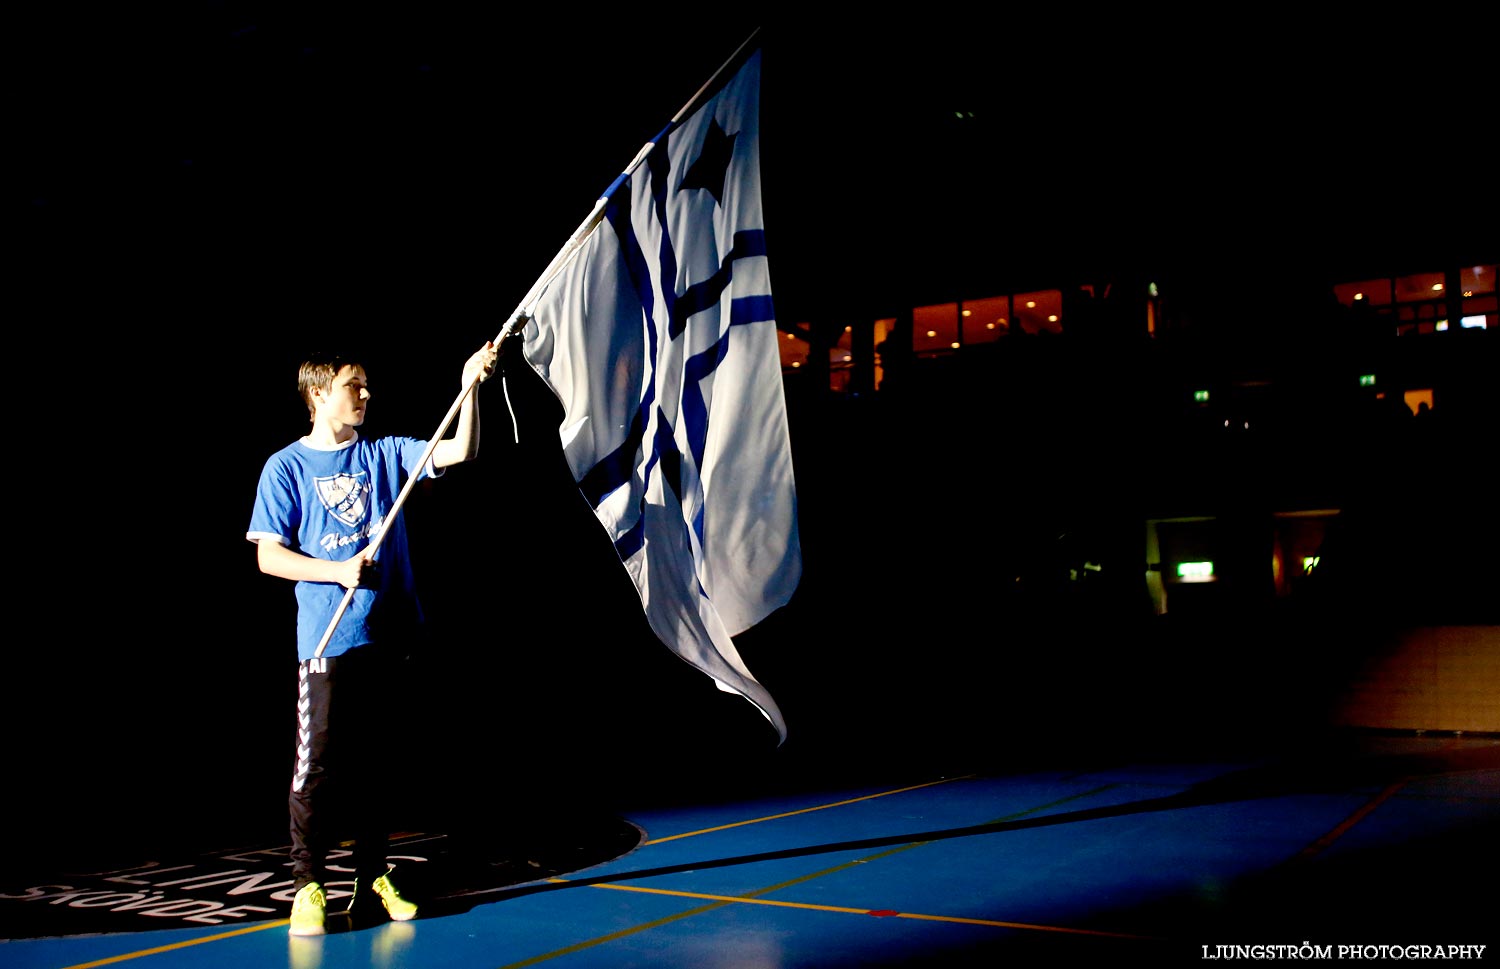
[
  {"left": 289, "top": 882, "right": 327, "bottom": 936},
  {"left": 371, "top": 872, "right": 418, "bottom": 921}
]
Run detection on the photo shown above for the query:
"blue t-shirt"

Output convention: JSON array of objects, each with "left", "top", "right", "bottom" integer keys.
[{"left": 247, "top": 432, "right": 438, "bottom": 661}]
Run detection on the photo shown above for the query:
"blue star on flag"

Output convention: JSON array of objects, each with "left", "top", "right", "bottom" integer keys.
[{"left": 677, "top": 118, "right": 737, "bottom": 206}]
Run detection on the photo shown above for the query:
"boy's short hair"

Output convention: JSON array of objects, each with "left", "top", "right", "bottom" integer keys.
[{"left": 297, "top": 351, "right": 364, "bottom": 419}]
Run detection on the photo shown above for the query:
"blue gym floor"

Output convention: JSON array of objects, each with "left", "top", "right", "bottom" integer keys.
[{"left": 3, "top": 732, "right": 1496, "bottom": 968}]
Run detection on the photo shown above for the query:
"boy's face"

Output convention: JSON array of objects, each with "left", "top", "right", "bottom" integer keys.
[{"left": 315, "top": 364, "right": 369, "bottom": 426}]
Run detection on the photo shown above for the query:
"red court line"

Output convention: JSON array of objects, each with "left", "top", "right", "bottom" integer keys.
[{"left": 1290, "top": 778, "right": 1408, "bottom": 863}]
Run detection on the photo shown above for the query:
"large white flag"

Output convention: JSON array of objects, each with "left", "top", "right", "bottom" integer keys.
[{"left": 519, "top": 48, "right": 797, "bottom": 743}]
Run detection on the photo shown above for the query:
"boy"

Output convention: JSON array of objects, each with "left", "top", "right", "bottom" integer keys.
[{"left": 246, "top": 340, "right": 498, "bottom": 936}]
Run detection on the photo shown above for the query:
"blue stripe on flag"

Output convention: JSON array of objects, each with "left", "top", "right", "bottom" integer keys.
[
  {"left": 670, "top": 230, "right": 768, "bottom": 338},
  {"left": 730, "top": 293, "right": 774, "bottom": 326},
  {"left": 613, "top": 405, "right": 689, "bottom": 564},
  {"left": 648, "top": 144, "right": 680, "bottom": 335},
  {"left": 577, "top": 189, "right": 659, "bottom": 510}
]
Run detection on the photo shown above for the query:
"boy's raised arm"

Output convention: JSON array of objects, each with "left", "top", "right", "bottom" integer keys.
[{"left": 433, "top": 341, "right": 498, "bottom": 469}]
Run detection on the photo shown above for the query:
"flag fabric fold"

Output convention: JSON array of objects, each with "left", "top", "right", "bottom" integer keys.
[{"left": 519, "top": 48, "right": 797, "bottom": 743}]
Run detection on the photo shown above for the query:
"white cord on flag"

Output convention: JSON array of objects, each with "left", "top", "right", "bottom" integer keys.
[{"left": 502, "top": 371, "right": 520, "bottom": 444}]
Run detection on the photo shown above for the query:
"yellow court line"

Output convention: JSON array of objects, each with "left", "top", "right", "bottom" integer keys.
[
  {"left": 498, "top": 779, "right": 1160, "bottom": 966},
  {"left": 585, "top": 882, "right": 1158, "bottom": 940},
  {"left": 496, "top": 898, "right": 734, "bottom": 969},
  {"left": 643, "top": 774, "right": 976, "bottom": 844},
  {"left": 57, "top": 919, "right": 290, "bottom": 969}
]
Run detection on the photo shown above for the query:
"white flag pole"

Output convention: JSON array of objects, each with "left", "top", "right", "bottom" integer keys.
[
  {"left": 312, "top": 380, "right": 477, "bottom": 659},
  {"left": 312, "top": 28, "right": 761, "bottom": 659}
]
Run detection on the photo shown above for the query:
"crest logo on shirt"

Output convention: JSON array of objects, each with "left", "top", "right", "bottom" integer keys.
[{"left": 314, "top": 472, "right": 369, "bottom": 527}]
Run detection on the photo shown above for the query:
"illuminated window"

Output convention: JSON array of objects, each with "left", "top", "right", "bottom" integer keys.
[
  {"left": 872, "top": 317, "right": 894, "bottom": 389},
  {"left": 913, "top": 302, "right": 959, "bottom": 357},
  {"left": 778, "top": 326, "right": 810, "bottom": 373},
  {"left": 828, "top": 325, "right": 854, "bottom": 392},
  {"left": 1403, "top": 388, "right": 1434, "bottom": 415},
  {"left": 1335, "top": 277, "right": 1396, "bottom": 334},
  {"left": 1396, "top": 271, "right": 1447, "bottom": 302},
  {"left": 1460, "top": 263, "right": 1497, "bottom": 330},
  {"left": 1012, "top": 289, "right": 1064, "bottom": 335},
  {"left": 1394, "top": 270, "right": 1451, "bottom": 336},
  {"left": 902, "top": 289, "right": 1065, "bottom": 363},
  {"left": 961, "top": 295, "right": 1009, "bottom": 345},
  {"left": 1334, "top": 279, "right": 1392, "bottom": 309}
]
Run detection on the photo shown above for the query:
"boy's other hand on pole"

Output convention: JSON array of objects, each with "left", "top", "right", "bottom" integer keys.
[{"left": 335, "top": 555, "right": 377, "bottom": 590}]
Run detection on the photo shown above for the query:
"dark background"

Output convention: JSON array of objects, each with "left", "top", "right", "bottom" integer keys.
[{"left": 10, "top": 12, "right": 1496, "bottom": 867}]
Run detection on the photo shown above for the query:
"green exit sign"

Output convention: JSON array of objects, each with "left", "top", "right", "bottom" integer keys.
[{"left": 1359, "top": 374, "right": 1376, "bottom": 386}]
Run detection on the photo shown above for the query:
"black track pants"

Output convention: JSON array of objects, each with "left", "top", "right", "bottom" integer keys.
[{"left": 288, "top": 649, "right": 401, "bottom": 890}]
